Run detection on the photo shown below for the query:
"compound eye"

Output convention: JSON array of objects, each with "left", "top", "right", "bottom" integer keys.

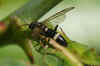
[{"left": 29, "top": 22, "right": 35, "bottom": 29}]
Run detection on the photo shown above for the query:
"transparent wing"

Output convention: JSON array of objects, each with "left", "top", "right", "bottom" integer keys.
[
  {"left": 48, "top": 13, "right": 66, "bottom": 26},
  {"left": 41, "top": 7, "right": 75, "bottom": 25}
]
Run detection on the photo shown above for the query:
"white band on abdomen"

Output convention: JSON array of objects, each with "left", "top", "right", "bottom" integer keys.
[{"left": 53, "top": 33, "right": 60, "bottom": 40}]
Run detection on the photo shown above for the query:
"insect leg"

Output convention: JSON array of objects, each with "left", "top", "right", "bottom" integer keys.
[
  {"left": 45, "top": 37, "right": 59, "bottom": 53},
  {"left": 54, "top": 25, "right": 59, "bottom": 31},
  {"left": 40, "top": 38, "right": 49, "bottom": 49},
  {"left": 60, "top": 27, "right": 72, "bottom": 43}
]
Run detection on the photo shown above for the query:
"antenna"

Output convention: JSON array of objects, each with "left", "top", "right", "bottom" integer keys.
[{"left": 20, "top": 24, "right": 30, "bottom": 26}]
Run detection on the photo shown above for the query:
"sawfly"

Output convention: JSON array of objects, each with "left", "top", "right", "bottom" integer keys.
[{"left": 27, "top": 7, "right": 75, "bottom": 47}]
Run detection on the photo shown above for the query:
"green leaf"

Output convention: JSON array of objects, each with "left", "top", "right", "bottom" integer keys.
[{"left": 0, "top": 0, "right": 29, "bottom": 21}]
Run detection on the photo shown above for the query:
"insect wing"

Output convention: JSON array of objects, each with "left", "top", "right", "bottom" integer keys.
[
  {"left": 46, "top": 13, "right": 66, "bottom": 26},
  {"left": 41, "top": 7, "right": 75, "bottom": 25}
]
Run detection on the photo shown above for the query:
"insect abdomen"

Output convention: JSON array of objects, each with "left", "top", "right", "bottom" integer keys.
[
  {"left": 41, "top": 26, "right": 67, "bottom": 47},
  {"left": 53, "top": 33, "right": 67, "bottom": 46}
]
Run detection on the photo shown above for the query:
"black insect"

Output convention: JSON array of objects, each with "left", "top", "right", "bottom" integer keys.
[{"left": 29, "top": 7, "right": 75, "bottom": 47}]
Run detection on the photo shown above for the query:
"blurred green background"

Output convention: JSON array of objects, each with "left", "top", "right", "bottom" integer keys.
[
  {"left": 62, "top": 0, "right": 100, "bottom": 52},
  {"left": 0, "top": 0, "right": 31, "bottom": 65},
  {"left": 0, "top": 0, "right": 100, "bottom": 65}
]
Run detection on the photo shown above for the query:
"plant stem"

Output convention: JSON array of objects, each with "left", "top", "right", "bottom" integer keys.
[{"left": 48, "top": 38, "right": 83, "bottom": 66}]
